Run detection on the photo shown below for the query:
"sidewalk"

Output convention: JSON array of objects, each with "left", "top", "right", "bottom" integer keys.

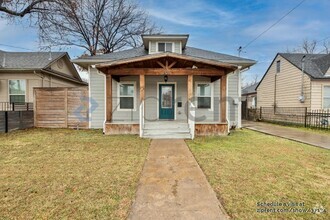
[
  {"left": 128, "top": 139, "right": 228, "bottom": 220},
  {"left": 243, "top": 121, "right": 330, "bottom": 150}
]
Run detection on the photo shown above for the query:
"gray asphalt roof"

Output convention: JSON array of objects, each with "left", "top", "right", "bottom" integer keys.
[
  {"left": 242, "top": 82, "right": 258, "bottom": 95},
  {"left": 0, "top": 51, "right": 65, "bottom": 69},
  {"left": 279, "top": 53, "right": 330, "bottom": 79},
  {"left": 75, "top": 46, "right": 256, "bottom": 66}
]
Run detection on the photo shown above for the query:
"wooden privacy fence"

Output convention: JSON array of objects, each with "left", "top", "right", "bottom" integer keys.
[
  {"left": 0, "top": 111, "right": 34, "bottom": 133},
  {"left": 34, "top": 87, "right": 89, "bottom": 129}
]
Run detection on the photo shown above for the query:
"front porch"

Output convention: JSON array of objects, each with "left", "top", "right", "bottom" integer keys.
[{"left": 97, "top": 53, "right": 236, "bottom": 139}]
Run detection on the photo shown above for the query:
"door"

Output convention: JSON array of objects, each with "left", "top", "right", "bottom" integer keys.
[{"left": 159, "top": 84, "right": 175, "bottom": 120}]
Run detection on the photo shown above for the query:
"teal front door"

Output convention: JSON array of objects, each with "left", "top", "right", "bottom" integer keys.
[{"left": 159, "top": 84, "right": 175, "bottom": 120}]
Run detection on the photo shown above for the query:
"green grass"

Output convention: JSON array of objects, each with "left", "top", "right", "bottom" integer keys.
[
  {"left": 187, "top": 130, "right": 330, "bottom": 219},
  {"left": 0, "top": 128, "right": 150, "bottom": 220},
  {"left": 261, "top": 121, "right": 330, "bottom": 136}
]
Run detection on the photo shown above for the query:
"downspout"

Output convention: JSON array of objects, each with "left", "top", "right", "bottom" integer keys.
[{"left": 299, "top": 55, "right": 306, "bottom": 103}]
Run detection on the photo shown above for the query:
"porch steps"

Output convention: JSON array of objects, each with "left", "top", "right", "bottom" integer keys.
[{"left": 142, "top": 122, "right": 192, "bottom": 139}]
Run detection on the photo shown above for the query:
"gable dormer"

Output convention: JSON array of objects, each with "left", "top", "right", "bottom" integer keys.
[{"left": 142, "top": 34, "right": 189, "bottom": 55}]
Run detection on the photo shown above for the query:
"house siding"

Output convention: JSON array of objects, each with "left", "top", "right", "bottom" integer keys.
[
  {"left": 112, "top": 76, "right": 140, "bottom": 122},
  {"left": 227, "top": 71, "right": 239, "bottom": 127},
  {"left": 194, "top": 76, "right": 221, "bottom": 123},
  {"left": 311, "top": 80, "right": 330, "bottom": 109},
  {"left": 257, "top": 55, "right": 311, "bottom": 108},
  {"left": 50, "top": 57, "right": 77, "bottom": 78},
  {"left": 149, "top": 40, "right": 182, "bottom": 54},
  {"left": 0, "top": 72, "right": 79, "bottom": 103},
  {"left": 89, "top": 67, "right": 106, "bottom": 128},
  {"left": 145, "top": 76, "right": 188, "bottom": 121}
]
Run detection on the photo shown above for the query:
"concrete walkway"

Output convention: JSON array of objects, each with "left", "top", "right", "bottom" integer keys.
[
  {"left": 243, "top": 121, "right": 330, "bottom": 150},
  {"left": 128, "top": 139, "right": 228, "bottom": 220}
]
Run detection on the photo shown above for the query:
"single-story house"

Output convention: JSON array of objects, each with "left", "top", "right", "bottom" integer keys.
[
  {"left": 242, "top": 82, "right": 258, "bottom": 109},
  {"left": 73, "top": 34, "right": 256, "bottom": 139},
  {"left": 0, "top": 50, "right": 87, "bottom": 107},
  {"left": 257, "top": 53, "right": 330, "bottom": 110}
]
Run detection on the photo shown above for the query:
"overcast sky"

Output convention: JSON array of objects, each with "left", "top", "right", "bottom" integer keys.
[{"left": 0, "top": 0, "right": 329, "bottom": 84}]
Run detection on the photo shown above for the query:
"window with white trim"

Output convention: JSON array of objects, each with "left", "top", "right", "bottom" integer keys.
[
  {"left": 158, "top": 42, "right": 173, "bottom": 52},
  {"left": 119, "top": 83, "right": 135, "bottom": 110},
  {"left": 323, "top": 86, "right": 330, "bottom": 109},
  {"left": 9, "top": 79, "right": 26, "bottom": 103},
  {"left": 196, "top": 83, "right": 212, "bottom": 109}
]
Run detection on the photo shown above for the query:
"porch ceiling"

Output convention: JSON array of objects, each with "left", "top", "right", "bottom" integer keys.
[{"left": 96, "top": 52, "right": 238, "bottom": 76}]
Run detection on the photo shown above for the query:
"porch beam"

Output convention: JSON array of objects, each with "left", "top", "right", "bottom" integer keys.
[
  {"left": 188, "top": 75, "right": 193, "bottom": 101},
  {"left": 140, "top": 74, "right": 145, "bottom": 102},
  {"left": 106, "top": 75, "right": 112, "bottom": 122},
  {"left": 107, "top": 68, "right": 224, "bottom": 76},
  {"left": 221, "top": 75, "right": 227, "bottom": 123}
]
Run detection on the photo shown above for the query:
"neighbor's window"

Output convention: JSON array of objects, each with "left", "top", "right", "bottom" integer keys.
[
  {"left": 323, "top": 86, "right": 330, "bottom": 109},
  {"left": 9, "top": 79, "right": 26, "bottom": 103},
  {"left": 119, "top": 83, "right": 135, "bottom": 110},
  {"left": 276, "top": 60, "right": 281, "bottom": 73},
  {"left": 158, "top": 42, "right": 173, "bottom": 52},
  {"left": 197, "top": 83, "right": 212, "bottom": 109}
]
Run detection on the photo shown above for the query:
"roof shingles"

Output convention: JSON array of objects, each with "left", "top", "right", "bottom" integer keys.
[{"left": 0, "top": 51, "right": 65, "bottom": 69}]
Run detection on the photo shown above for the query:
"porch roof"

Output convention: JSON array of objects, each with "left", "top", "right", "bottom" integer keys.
[{"left": 96, "top": 52, "right": 241, "bottom": 77}]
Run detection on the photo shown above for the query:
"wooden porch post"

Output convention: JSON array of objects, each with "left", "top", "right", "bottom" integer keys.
[
  {"left": 106, "top": 75, "right": 112, "bottom": 122},
  {"left": 221, "top": 75, "right": 227, "bottom": 123},
  {"left": 140, "top": 75, "right": 145, "bottom": 102},
  {"left": 187, "top": 75, "right": 193, "bottom": 101}
]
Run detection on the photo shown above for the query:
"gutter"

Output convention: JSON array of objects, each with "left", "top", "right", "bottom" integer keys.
[{"left": 41, "top": 69, "right": 88, "bottom": 85}]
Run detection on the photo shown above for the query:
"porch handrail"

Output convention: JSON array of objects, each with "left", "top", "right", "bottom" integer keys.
[
  {"left": 188, "top": 101, "right": 195, "bottom": 139},
  {"left": 0, "top": 102, "right": 33, "bottom": 111},
  {"left": 139, "top": 100, "right": 145, "bottom": 137}
]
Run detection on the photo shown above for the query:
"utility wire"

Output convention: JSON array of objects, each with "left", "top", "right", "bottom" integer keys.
[
  {"left": 0, "top": 43, "right": 36, "bottom": 51},
  {"left": 242, "top": 0, "right": 306, "bottom": 50}
]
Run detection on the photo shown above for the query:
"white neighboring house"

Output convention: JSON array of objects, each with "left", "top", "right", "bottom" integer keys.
[{"left": 73, "top": 34, "right": 256, "bottom": 139}]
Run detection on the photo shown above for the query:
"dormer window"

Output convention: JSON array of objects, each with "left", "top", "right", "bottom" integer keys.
[{"left": 158, "top": 42, "right": 173, "bottom": 52}]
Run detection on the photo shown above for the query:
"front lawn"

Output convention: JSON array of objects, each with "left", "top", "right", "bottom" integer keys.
[
  {"left": 187, "top": 130, "right": 330, "bottom": 219},
  {"left": 0, "top": 129, "right": 150, "bottom": 219}
]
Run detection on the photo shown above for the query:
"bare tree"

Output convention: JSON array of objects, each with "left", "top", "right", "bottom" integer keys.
[
  {"left": 38, "top": 0, "right": 160, "bottom": 56},
  {"left": 323, "top": 41, "right": 330, "bottom": 54},
  {"left": 301, "top": 39, "right": 317, "bottom": 54},
  {"left": 0, "top": 0, "right": 54, "bottom": 17}
]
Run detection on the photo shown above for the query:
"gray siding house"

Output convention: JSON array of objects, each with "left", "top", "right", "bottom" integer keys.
[{"left": 73, "top": 34, "right": 255, "bottom": 139}]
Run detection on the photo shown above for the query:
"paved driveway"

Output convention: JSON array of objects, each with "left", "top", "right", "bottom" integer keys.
[
  {"left": 243, "top": 121, "right": 330, "bottom": 150},
  {"left": 128, "top": 139, "right": 228, "bottom": 220}
]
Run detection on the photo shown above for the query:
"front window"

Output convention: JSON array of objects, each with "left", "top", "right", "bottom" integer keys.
[
  {"left": 323, "top": 86, "right": 330, "bottom": 109},
  {"left": 9, "top": 80, "right": 26, "bottom": 103},
  {"left": 158, "top": 42, "right": 173, "bottom": 52},
  {"left": 197, "top": 83, "right": 212, "bottom": 109},
  {"left": 119, "top": 83, "right": 135, "bottom": 110}
]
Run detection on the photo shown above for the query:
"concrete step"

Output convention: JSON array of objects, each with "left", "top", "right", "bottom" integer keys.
[
  {"left": 142, "top": 133, "right": 192, "bottom": 139},
  {"left": 143, "top": 130, "right": 190, "bottom": 135},
  {"left": 144, "top": 123, "right": 189, "bottom": 130}
]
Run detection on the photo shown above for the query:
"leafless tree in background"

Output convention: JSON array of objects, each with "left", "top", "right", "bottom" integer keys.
[
  {"left": 0, "top": 0, "right": 53, "bottom": 17},
  {"left": 287, "top": 38, "right": 330, "bottom": 54},
  {"left": 0, "top": 0, "right": 161, "bottom": 56},
  {"left": 38, "top": 0, "right": 160, "bottom": 56},
  {"left": 301, "top": 39, "right": 317, "bottom": 54}
]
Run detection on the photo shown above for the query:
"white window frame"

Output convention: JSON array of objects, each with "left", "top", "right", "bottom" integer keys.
[
  {"left": 8, "top": 79, "right": 26, "bottom": 103},
  {"left": 322, "top": 85, "right": 330, "bottom": 109},
  {"left": 156, "top": 42, "right": 174, "bottom": 53},
  {"left": 117, "top": 81, "right": 136, "bottom": 111},
  {"left": 195, "top": 82, "right": 214, "bottom": 111}
]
